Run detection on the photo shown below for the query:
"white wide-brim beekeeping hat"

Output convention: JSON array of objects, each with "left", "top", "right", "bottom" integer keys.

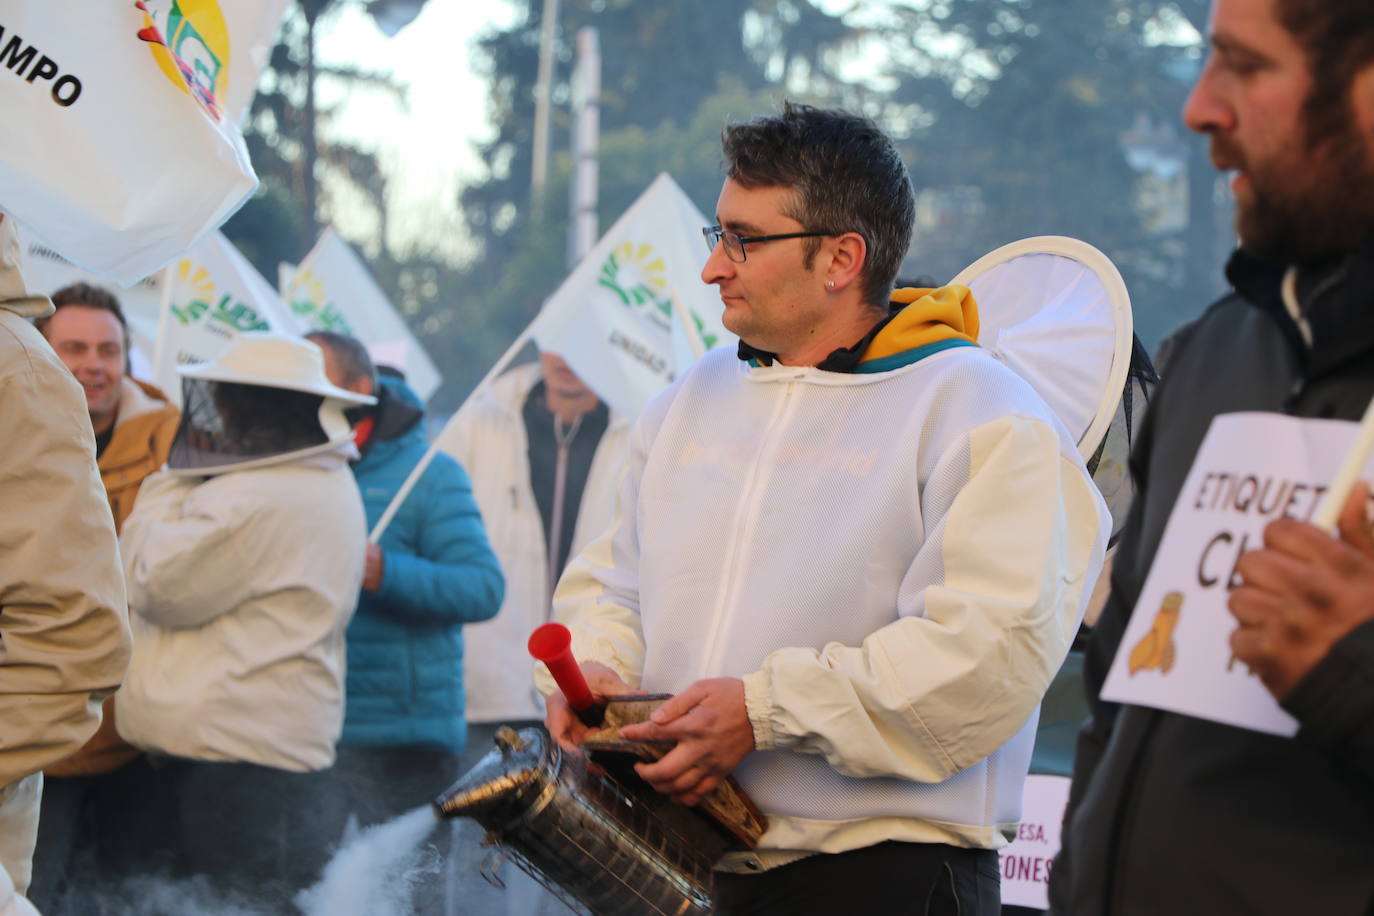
[{"left": 177, "top": 331, "right": 377, "bottom": 408}]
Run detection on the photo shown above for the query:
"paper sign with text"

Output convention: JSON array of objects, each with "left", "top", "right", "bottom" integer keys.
[
  {"left": 1101, "top": 411, "right": 1374, "bottom": 736},
  {"left": 998, "top": 775, "right": 1069, "bottom": 910}
]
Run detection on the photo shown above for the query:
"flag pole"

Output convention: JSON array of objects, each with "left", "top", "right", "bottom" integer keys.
[{"left": 669, "top": 287, "right": 706, "bottom": 360}]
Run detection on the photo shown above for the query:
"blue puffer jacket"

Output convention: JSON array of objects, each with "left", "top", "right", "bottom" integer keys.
[{"left": 340, "top": 376, "right": 504, "bottom": 754}]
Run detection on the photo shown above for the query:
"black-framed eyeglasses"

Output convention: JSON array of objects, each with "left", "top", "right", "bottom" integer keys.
[{"left": 702, "top": 225, "right": 839, "bottom": 263}]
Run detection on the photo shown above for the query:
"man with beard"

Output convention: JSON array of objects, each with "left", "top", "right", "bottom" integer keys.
[{"left": 1050, "top": 2, "right": 1374, "bottom": 913}]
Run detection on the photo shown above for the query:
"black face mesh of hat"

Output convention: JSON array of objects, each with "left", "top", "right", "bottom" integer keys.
[{"left": 168, "top": 378, "right": 330, "bottom": 472}]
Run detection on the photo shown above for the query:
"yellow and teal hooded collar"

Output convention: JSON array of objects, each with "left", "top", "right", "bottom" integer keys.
[
  {"left": 854, "top": 285, "right": 980, "bottom": 373},
  {"left": 737, "top": 284, "right": 981, "bottom": 373}
]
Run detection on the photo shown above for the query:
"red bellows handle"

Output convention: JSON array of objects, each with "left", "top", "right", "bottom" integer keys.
[{"left": 529, "top": 623, "right": 605, "bottom": 727}]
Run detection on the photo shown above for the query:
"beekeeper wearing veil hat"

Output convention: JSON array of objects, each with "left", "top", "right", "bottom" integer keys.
[{"left": 114, "top": 332, "right": 374, "bottom": 902}]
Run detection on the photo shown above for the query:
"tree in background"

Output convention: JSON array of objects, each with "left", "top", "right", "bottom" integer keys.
[
  {"left": 224, "top": 0, "right": 422, "bottom": 274},
  {"left": 855, "top": 0, "right": 1223, "bottom": 345}
]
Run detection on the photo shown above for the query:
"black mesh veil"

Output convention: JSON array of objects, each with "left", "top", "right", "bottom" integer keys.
[
  {"left": 168, "top": 378, "right": 333, "bottom": 473},
  {"left": 1085, "top": 334, "right": 1160, "bottom": 547}
]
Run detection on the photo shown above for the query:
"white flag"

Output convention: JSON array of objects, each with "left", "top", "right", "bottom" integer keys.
[
  {"left": 281, "top": 229, "right": 442, "bottom": 402},
  {"left": 530, "top": 173, "right": 733, "bottom": 419},
  {"left": 0, "top": 2, "right": 282, "bottom": 284},
  {"left": 154, "top": 230, "right": 299, "bottom": 404}
]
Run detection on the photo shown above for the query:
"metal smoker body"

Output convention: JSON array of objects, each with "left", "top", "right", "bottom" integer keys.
[{"left": 434, "top": 726, "right": 730, "bottom": 915}]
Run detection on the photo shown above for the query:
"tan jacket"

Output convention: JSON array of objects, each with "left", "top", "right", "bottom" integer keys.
[
  {"left": 46, "top": 377, "right": 179, "bottom": 778},
  {"left": 0, "top": 213, "right": 130, "bottom": 881},
  {"left": 101, "top": 377, "right": 180, "bottom": 530}
]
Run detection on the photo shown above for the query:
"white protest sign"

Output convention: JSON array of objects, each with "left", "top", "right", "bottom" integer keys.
[
  {"left": 1100, "top": 411, "right": 1374, "bottom": 736},
  {"left": 529, "top": 172, "right": 733, "bottom": 419},
  {"left": 154, "top": 230, "right": 299, "bottom": 403},
  {"left": 281, "top": 229, "right": 441, "bottom": 401},
  {"left": 0, "top": 2, "right": 269, "bottom": 284},
  {"left": 998, "top": 775, "right": 1070, "bottom": 910}
]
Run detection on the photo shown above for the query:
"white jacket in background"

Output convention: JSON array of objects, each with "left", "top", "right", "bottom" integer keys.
[
  {"left": 545, "top": 345, "right": 1108, "bottom": 859},
  {"left": 116, "top": 448, "right": 366, "bottom": 772},
  {"left": 439, "top": 362, "right": 630, "bottom": 723}
]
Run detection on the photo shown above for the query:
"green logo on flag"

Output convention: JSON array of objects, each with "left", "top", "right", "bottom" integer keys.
[{"left": 597, "top": 241, "right": 718, "bottom": 349}]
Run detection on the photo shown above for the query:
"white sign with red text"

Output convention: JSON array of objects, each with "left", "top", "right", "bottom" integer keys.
[
  {"left": 999, "top": 774, "right": 1070, "bottom": 909},
  {"left": 1101, "top": 411, "right": 1374, "bottom": 736}
]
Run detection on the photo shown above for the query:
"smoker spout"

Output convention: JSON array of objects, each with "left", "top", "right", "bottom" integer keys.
[{"left": 433, "top": 726, "right": 548, "bottom": 821}]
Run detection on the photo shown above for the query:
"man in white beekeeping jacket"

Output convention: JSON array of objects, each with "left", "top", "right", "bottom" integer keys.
[{"left": 541, "top": 102, "right": 1109, "bottom": 915}]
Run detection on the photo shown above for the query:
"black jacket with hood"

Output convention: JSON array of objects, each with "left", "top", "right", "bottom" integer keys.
[{"left": 1050, "top": 239, "right": 1374, "bottom": 915}]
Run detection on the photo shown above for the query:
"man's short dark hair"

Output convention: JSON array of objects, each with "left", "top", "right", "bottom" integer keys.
[
  {"left": 306, "top": 330, "right": 376, "bottom": 390},
  {"left": 36, "top": 282, "right": 128, "bottom": 344},
  {"left": 720, "top": 101, "right": 915, "bottom": 310},
  {"left": 1278, "top": 1, "right": 1374, "bottom": 143}
]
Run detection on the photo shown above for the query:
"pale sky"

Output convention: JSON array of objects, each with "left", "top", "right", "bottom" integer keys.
[{"left": 315, "top": 1, "right": 519, "bottom": 256}]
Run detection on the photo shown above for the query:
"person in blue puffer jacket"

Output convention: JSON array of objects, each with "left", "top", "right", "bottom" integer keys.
[{"left": 307, "top": 332, "right": 503, "bottom": 912}]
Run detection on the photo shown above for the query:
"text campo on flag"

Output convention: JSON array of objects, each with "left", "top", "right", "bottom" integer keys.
[{"left": 0, "top": 25, "right": 83, "bottom": 106}]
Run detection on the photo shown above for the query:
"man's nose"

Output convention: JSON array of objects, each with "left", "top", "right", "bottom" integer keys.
[
  {"left": 701, "top": 238, "right": 734, "bottom": 285},
  {"left": 72, "top": 350, "right": 104, "bottom": 377},
  {"left": 1182, "top": 58, "right": 1233, "bottom": 136}
]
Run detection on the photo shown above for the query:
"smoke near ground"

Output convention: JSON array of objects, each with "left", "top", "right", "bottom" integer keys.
[{"left": 42, "top": 807, "right": 442, "bottom": 916}]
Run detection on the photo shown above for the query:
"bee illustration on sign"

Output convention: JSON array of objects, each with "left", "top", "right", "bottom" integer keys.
[
  {"left": 134, "top": 0, "right": 230, "bottom": 122},
  {"left": 1128, "top": 591, "right": 1182, "bottom": 675}
]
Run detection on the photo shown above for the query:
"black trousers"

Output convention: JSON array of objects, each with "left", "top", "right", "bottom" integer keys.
[{"left": 713, "top": 840, "right": 1001, "bottom": 916}]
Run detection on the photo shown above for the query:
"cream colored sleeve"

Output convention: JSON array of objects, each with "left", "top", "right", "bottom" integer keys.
[
  {"left": 0, "top": 345, "right": 130, "bottom": 786},
  {"left": 743, "top": 416, "right": 1107, "bottom": 782}
]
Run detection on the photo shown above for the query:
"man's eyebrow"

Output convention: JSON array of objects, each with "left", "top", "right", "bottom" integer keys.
[
  {"left": 718, "top": 217, "right": 765, "bottom": 234},
  {"left": 1211, "top": 32, "right": 1276, "bottom": 65}
]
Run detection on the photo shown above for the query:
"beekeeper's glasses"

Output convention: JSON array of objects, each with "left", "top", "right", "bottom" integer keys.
[{"left": 701, "top": 225, "right": 838, "bottom": 263}]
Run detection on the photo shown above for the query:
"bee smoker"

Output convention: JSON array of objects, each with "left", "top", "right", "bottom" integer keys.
[
  {"left": 433, "top": 724, "right": 727, "bottom": 915},
  {"left": 433, "top": 624, "right": 765, "bottom": 915}
]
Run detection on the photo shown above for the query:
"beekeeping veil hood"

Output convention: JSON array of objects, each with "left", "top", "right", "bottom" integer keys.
[{"left": 167, "top": 332, "right": 376, "bottom": 476}]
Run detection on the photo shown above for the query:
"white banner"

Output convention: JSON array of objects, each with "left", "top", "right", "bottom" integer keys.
[
  {"left": 154, "top": 230, "right": 299, "bottom": 404},
  {"left": 280, "top": 229, "right": 441, "bottom": 402},
  {"left": 0, "top": 2, "right": 279, "bottom": 284},
  {"left": 529, "top": 172, "right": 733, "bottom": 419},
  {"left": 998, "top": 775, "right": 1070, "bottom": 910},
  {"left": 1100, "top": 411, "right": 1373, "bottom": 736}
]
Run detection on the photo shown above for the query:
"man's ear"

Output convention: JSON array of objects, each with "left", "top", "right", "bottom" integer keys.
[{"left": 823, "top": 232, "right": 868, "bottom": 291}]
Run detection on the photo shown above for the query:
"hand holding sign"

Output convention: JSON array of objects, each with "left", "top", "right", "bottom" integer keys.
[
  {"left": 1100, "top": 411, "right": 1374, "bottom": 736},
  {"left": 1229, "top": 481, "right": 1374, "bottom": 700}
]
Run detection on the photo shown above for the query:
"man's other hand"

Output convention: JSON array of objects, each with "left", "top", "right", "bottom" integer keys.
[
  {"left": 544, "top": 661, "right": 635, "bottom": 752},
  {"left": 620, "top": 677, "right": 755, "bottom": 806},
  {"left": 1229, "top": 482, "right": 1374, "bottom": 699},
  {"left": 362, "top": 543, "right": 385, "bottom": 592}
]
